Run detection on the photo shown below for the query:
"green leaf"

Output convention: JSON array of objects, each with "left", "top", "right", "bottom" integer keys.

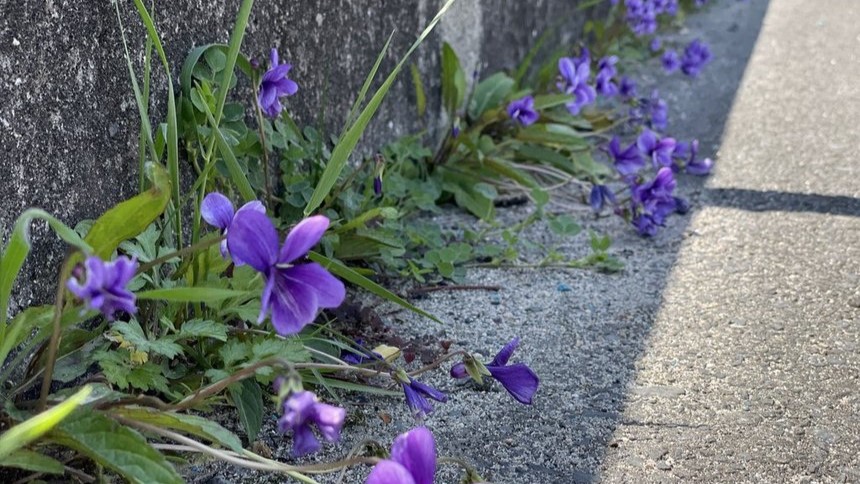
[
  {"left": 136, "top": 287, "right": 252, "bottom": 303},
  {"left": 177, "top": 319, "right": 228, "bottom": 342},
  {"left": 84, "top": 163, "right": 171, "bottom": 259},
  {"left": 304, "top": 0, "right": 457, "bottom": 216},
  {"left": 229, "top": 379, "right": 263, "bottom": 442},
  {"left": 441, "top": 42, "right": 467, "bottom": 115},
  {"left": 197, "top": 92, "right": 257, "bottom": 202},
  {"left": 0, "top": 386, "right": 93, "bottom": 460},
  {"left": 532, "top": 93, "right": 573, "bottom": 110},
  {"left": 549, "top": 215, "right": 582, "bottom": 237},
  {"left": 111, "top": 407, "right": 243, "bottom": 452},
  {"left": 308, "top": 252, "right": 441, "bottom": 323},
  {"left": 469, "top": 72, "right": 515, "bottom": 118},
  {"left": 410, "top": 63, "right": 427, "bottom": 117},
  {"left": 180, "top": 44, "right": 254, "bottom": 98},
  {"left": 250, "top": 338, "right": 310, "bottom": 364},
  {"left": 51, "top": 409, "right": 182, "bottom": 484},
  {"left": 1, "top": 449, "right": 65, "bottom": 474}
]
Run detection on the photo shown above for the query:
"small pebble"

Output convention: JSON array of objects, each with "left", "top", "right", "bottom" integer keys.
[{"left": 557, "top": 282, "right": 572, "bottom": 292}]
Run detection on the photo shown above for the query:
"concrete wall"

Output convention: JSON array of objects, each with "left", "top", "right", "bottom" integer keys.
[{"left": 0, "top": 0, "right": 595, "bottom": 311}]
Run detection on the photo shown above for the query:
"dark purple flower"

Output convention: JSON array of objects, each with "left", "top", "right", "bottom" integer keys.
[
  {"left": 589, "top": 185, "right": 618, "bottom": 212},
  {"left": 450, "top": 338, "right": 540, "bottom": 405},
  {"left": 227, "top": 212, "right": 345, "bottom": 335},
  {"left": 277, "top": 391, "right": 345, "bottom": 457},
  {"left": 684, "top": 139, "right": 714, "bottom": 175},
  {"left": 558, "top": 56, "right": 596, "bottom": 115},
  {"left": 451, "top": 124, "right": 461, "bottom": 138},
  {"left": 366, "top": 427, "right": 436, "bottom": 484},
  {"left": 626, "top": 0, "right": 658, "bottom": 36},
  {"left": 619, "top": 76, "right": 638, "bottom": 98},
  {"left": 258, "top": 48, "right": 299, "bottom": 119},
  {"left": 201, "top": 192, "right": 265, "bottom": 262},
  {"left": 506, "top": 95, "right": 539, "bottom": 126},
  {"left": 67, "top": 256, "right": 138, "bottom": 320},
  {"left": 401, "top": 378, "right": 447, "bottom": 417},
  {"left": 673, "top": 196, "right": 690, "bottom": 214},
  {"left": 661, "top": 49, "right": 681, "bottom": 73},
  {"left": 637, "top": 129, "right": 677, "bottom": 168},
  {"left": 608, "top": 136, "right": 645, "bottom": 176},
  {"left": 681, "top": 39, "right": 712, "bottom": 77},
  {"left": 596, "top": 56, "right": 619, "bottom": 97},
  {"left": 341, "top": 339, "right": 382, "bottom": 365},
  {"left": 373, "top": 176, "right": 383, "bottom": 196},
  {"left": 630, "top": 167, "right": 677, "bottom": 236}
]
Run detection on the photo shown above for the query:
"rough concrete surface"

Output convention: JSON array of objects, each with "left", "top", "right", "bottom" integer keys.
[
  {"left": 185, "top": 1, "right": 859, "bottom": 483},
  {"left": 0, "top": 0, "right": 597, "bottom": 311}
]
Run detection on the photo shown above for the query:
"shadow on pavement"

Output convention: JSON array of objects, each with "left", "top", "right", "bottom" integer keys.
[{"left": 705, "top": 188, "right": 860, "bottom": 217}]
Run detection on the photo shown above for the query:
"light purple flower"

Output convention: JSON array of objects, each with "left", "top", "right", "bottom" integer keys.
[
  {"left": 648, "top": 90, "right": 669, "bottom": 131},
  {"left": 596, "top": 56, "right": 619, "bottom": 97},
  {"left": 506, "top": 95, "right": 539, "bottom": 126},
  {"left": 626, "top": 0, "right": 658, "bottom": 36},
  {"left": 366, "top": 427, "right": 436, "bottom": 484},
  {"left": 681, "top": 39, "right": 712, "bottom": 77},
  {"left": 258, "top": 48, "right": 299, "bottom": 119},
  {"left": 450, "top": 338, "right": 540, "bottom": 405},
  {"left": 201, "top": 192, "right": 265, "bottom": 263},
  {"left": 402, "top": 378, "right": 447, "bottom": 417},
  {"left": 67, "top": 256, "right": 138, "bottom": 320},
  {"left": 558, "top": 56, "right": 596, "bottom": 115},
  {"left": 608, "top": 136, "right": 645, "bottom": 176},
  {"left": 661, "top": 50, "right": 681, "bottom": 73},
  {"left": 650, "top": 37, "right": 662, "bottom": 52},
  {"left": 684, "top": 139, "right": 714, "bottom": 175},
  {"left": 278, "top": 391, "right": 346, "bottom": 457},
  {"left": 227, "top": 212, "right": 346, "bottom": 335},
  {"left": 637, "top": 129, "right": 677, "bottom": 168}
]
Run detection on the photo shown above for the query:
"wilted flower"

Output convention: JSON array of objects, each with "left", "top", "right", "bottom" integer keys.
[
  {"left": 506, "top": 95, "right": 539, "bottom": 126},
  {"left": 366, "top": 427, "right": 436, "bottom": 484},
  {"left": 278, "top": 391, "right": 346, "bottom": 456},
  {"left": 201, "top": 192, "right": 265, "bottom": 262},
  {"left": 557, "top": 55, "right": 596, "bottom": 115},
  {"left": 637, "top": 129, "right": 677, "bottom": 168},
  {"left": 67, "top": 256, "right": 138, "bottom": 320},
  {"left": 590, "top": 185, "right": 618, "bottom": 212},
  {"left": 450, "top": 338, "right": 540, "bottom": 405},
  {"left": 608, "top": 136, "right": 645, "bottom": 176},
  {"left": 227, "top": 212, "right": 345, "bottom": 335},
  {"left": 681, "top": 39, "right": 712, "bottom": 77},
  {"left": 661, "top": 49, "right": 681, "bottom": 73},
  {"left": 258, "top": 48, "right": 299, "bottom": 118},
  {"left": 401, "top": 377, "right": 448, "bottom": 418}
]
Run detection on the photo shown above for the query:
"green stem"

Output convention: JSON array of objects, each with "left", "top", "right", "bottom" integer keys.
[
  {"left": 38, "top": 258, "right": 75, "bottom": 412},
  {"left": 252, "top": 83, "right": 272, "bottom": 205},
  {"left": 136, "top": 234, "right": 223, "bottom": 275}
]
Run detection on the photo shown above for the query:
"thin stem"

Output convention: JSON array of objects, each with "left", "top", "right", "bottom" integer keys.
[
  {"left": 38, "top": 257, "right": 75, "bottom": 412},
  {"left": 408, "top": 284, "right": 501, "bottom": 296},
  {"left": 407, "top": 350, "right": 467, "bottom": 377},
  {"left": 252, "top": 83, "right": 272, "bottom": 204},
  {"left": 136, "top": 234, "right": 223, "bottom": 275}
]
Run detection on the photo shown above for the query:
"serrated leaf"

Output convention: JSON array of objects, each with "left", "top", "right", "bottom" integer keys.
[
  {"left": 220, "top": 340, "right": 251, "bottom": 368},
  {"left": 177, "top": 319, "right": 228, "bottom": 342},
  {"left": 51, "top": 409, "right": 182, "bottom": 484},
  {"left": 229, "top": 379, "right": 263, "bottom": 442}
]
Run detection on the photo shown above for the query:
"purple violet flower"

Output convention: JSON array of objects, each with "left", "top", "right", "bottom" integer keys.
[
  {"left": 608, "top": 136, "right": 645, "bottom": 176},
  {"left": 450, "top": 338, "right": 540, "bottom": 405},
  {"left": 341, "top": 339, "right": 382, "bottom": 365},
  {"left": 596, "top": 56, "right": 619, "bottom": 97},
  {"left": 648, "top": 90, "right": 669, "bottom": 131},
  {"left": 684, "top": 139, "right": 714, "bottom": 175},
  {"left": 401, "top": 378, "right": 448, "bottom": 417},
  {"left": 590, "top": 185, "right": 618, "bottom": 212},
  {"left": 226, "top": 212, "right": 346, "bottom": 336},
  {"left": 258, "top": 48, "right": 299, "bottom": 119},
  {"left": 557, "top": 56, "right": 596, "bottom": 115},
  {"left": 366, "top": 427, "right": 436, "bottom": 484},
  {"left": 661, "top": 49, "right": 681, "bottom": 73},
  {"left": 637, "top": 129, "right": 677, "bottom": 168},
  {"left": 506, "top": 95, "right": 539, "bottom": 126},
  {"left": 681, "top": 39, "right": 712, "bottom": 77},
  {"left": 277, "top": 391, "right": 346, "bottom": 457},
  {"left": 626, "top": 0, "right": 658, "bottom": 36},
  {"left": 67, "top": 256, "right": 138, "bottom": 320},
  {"left": 630, "top": 167, "right": 678, "bottom": 236},
  {"left": 619, "top": 76, "right": 638, "bottom": 98},
  {"left": 650, "top": 37, "right": 662, "bottom": 52},
  {"left": 201, "top": 192, "right": 265, "bottom": 263}
]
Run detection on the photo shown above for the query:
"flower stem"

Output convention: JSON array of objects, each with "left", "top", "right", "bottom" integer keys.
[
  {"left": 136, "top": 234, "right": 223, "bottom": 275},
  {"left": 38, "top": 257, "right": 75, "bottom": 412},
  {"left": 252, "top": 83, "right": 272, "bottom": 205}
]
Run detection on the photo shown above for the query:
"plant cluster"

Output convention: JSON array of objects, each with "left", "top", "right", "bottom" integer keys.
[{"left": 0, "top": 0, "right": 735, "bottom": 482}]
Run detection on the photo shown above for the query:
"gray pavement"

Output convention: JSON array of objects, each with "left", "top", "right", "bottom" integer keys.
[{"left": 203, "top": 1, "right": 860, "bottom": 483}]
